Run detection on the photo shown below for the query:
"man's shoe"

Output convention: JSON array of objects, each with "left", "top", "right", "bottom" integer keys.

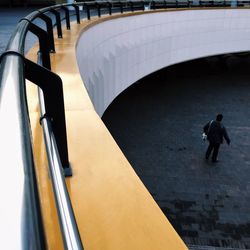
[{"left": 212, "top": 159, "right": 219, "bottom": 163}]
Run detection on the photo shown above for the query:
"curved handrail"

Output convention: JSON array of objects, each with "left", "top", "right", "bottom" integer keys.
[
  {"left": 0, "top": 24, "right": 45, "bottom": 250},
  {"left": 0, "top": 3, "right": 83, "bottom": 249},
  {"left": 1, "top": 1, "right": 250, "bottom": 249},
  {"left": 39, "top": 88, "right": 83, "bottom": 250}
]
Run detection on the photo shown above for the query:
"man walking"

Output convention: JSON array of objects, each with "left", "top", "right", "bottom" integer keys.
[{"left": 203, "top": 114, "right": 230, "bottom": 163}]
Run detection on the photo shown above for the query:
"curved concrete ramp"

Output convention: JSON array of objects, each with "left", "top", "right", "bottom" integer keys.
[
  {"left": 76, "top": 9, "right": 250, "bottom": 116},
  {"left": 27, "top": 11, "right": 188, "bottom": 250}
]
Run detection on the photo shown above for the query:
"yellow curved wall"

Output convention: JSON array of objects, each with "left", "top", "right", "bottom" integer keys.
[{"left": 26, "top": 11, "right": 188, "bottom": 250}]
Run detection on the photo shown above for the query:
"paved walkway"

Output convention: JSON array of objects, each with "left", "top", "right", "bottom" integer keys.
[
  {"left": 0, "top": 7, "right": 38, "bottom": 54},
  {"left": 102, "top": 54, "right": 250, "bottom": 249},
  {"left": 189, "top": 245, "right": 249, "bottom": 250}
]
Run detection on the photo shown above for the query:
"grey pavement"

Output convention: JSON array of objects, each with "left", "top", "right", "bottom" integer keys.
[
  {"left": 102, "top": 54, "right": 250, "bottom": 249},
  {"left": 0, "top": 7, "right": 38, "bottom": 54},
  {"left": 0, "top": 6, "right": 83, "bottom": 55}
]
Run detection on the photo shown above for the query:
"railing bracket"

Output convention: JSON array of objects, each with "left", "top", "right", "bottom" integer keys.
[{"left": 24, "top": 58, "right": 70, "bottom": 175}]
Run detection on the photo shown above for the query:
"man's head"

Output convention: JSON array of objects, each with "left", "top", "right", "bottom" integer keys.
[{"left": 216, "top": 114, "right": 223, "bottom": 122}]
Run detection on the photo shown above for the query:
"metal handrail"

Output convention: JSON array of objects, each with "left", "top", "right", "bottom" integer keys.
[
  {"left": 0, "top": 23, "right": 45, "bottom": 250},
  {"left": 0, "top": 3, "right": 83, "bottom": 249},
  {"left": 39, "top": 89, "right": 83, "bottom": 250},
  {"left": 1, "top": 1, "right": 250, "bottom": 249}
]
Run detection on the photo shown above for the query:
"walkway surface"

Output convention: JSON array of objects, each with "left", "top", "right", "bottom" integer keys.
[
  {"left": 102, "top": 54, "right": 250, "bottom": 249},
  {"left": 2, "top": 7, "right": 250, "bottom": 250},
  {"left": 0, "top": 7, "right": 81, "bottom": 54}
]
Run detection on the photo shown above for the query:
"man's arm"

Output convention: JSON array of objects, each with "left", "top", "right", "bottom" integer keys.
[
  {"left": 203, "top": 122, "right": 209, "bottom": 134},
  {"left": 223, "top": 127, "right": 230, "bottom": 145}
]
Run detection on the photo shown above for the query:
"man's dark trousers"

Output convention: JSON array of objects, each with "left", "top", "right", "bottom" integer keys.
[{"left": 206, "top": 142, "right": 220, "bottom": 162}]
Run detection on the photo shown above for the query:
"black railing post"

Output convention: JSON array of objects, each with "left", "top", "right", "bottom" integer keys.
[
  {"left": 49, "top": 9, "right": 63, "bottom": 38},
  {"left": 28, "top": 22, "right": 51, "bottom": 70},
  {"left": 85, "top": 3, "right": 91, "bottom": 20},
  {"left": 72, "top": 4, "right": 81, "bottom": 24},
  {"left": 120, "top": 1, "right": 124, "bottom": 13},
  {"left": 37, "top": 13, "right": 56, "bottom": 53},
  {"left": 97, "top": 2, "right": 101, "bottom": 17},
  {"left": 61, "top": 6, "right": 71, "bottom": 30},
  {"left": 141, "top": 1, "right": 144, "bottom": 10},
  {"left": 25, "top": 59, "right": 71, "bottom": 176},
  {"left": 130, "top": 1, "right": 134, "bottom": 11},
  {"left": 108, "top": 2, "right": 112, "bottom": 15},
  {"left": 152, "top": 0, "right": 155, "bottom": 9}
]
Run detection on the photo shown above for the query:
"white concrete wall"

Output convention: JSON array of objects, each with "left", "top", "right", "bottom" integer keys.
[{"left": 76, "top": 9, "right": 250, "bottom": 116}]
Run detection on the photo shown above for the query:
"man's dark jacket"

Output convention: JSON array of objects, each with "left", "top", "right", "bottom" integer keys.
[{"left": 203, "top": 120, "right": 230, "bottom": 144}]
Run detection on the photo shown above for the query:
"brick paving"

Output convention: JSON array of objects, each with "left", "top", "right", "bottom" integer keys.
[
  {"left": 188, "top": 245, "right": 250, "bottom": 250},
  {"left": 102, "top": 54, "right": 250, "bottom": 249}
]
